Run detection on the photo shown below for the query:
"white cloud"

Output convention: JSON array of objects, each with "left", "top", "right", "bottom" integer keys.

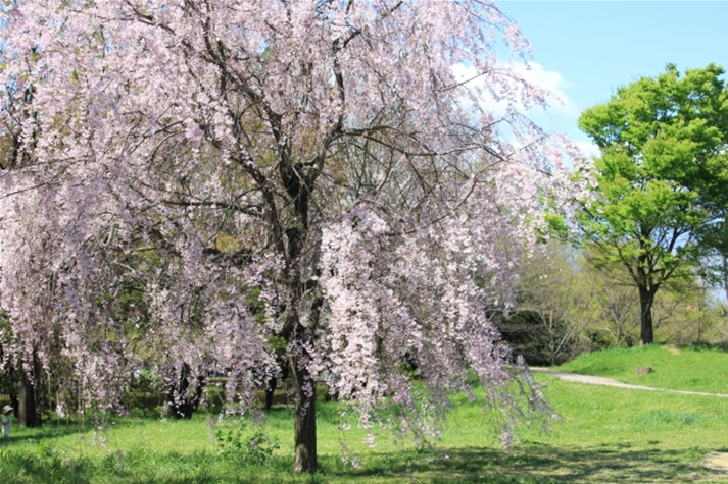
[
  {"left": 574, "top": 140, "right": 600, "bottom": 159},
  {"left": 510, "top": 62, "right": 579, "bottom": 117},
  {"left": 452, "top": 61, "right": 578, "bottom": 118},
  {"left": 452, "top": 60, "right": 598, "bottom": 156}
]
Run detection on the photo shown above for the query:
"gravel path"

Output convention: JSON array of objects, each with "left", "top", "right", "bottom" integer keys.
[{"left": 529, "top": 367, "right": 728, "bottom": 398}]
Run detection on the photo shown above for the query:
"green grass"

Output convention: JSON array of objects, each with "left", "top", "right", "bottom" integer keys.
[
  {"left": 2, "top": 344, "right": 728, "bottom": 483},
  {"left": 556, "top": 343, "right": 728, "bottom": 394}
]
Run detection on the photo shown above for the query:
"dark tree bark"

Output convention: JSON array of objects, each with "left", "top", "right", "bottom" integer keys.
[
  {"left": 290, "top": 353, "right": 317, "bottom": 473},
  {"left": 264, "top": 376, "right": 277, "bottom": 411},
  {"left": 18, "top": 357, "right": 42, "bottom": 427},
  {"left": 9, "top": 391, "right": 18, "bottom": 419},
  {"left": 283, "top": 284, "right": 320, "bottom": 472},
  {"left": 167, "top": 363, "right": 204, "bottom": 419},
  {"left": 638, "top": 284, "right": 655, "bottom": 345},
  {"left": 272, "top": 139, "right": 322, "bottom": 471}
]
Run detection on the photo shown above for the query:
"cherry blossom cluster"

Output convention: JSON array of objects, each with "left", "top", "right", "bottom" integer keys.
[{"left": 0, "top": 0, "right": 587, "bottom": 452}]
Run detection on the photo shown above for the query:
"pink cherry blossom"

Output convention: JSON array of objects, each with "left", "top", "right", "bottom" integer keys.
[{"left": 0, "top": 0, "right": 588, "bottom": 471}]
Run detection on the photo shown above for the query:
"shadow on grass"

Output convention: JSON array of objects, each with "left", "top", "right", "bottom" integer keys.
[
  {"left": 0, "top": 439, "right": 710, "bottom": 484},
  {"left": 2, "top": 424, "right": 88, "bottom": 445},
  {"left": 685, "top": 342, "right": 728, "bottom": 353},
  {"left": 323, "top": 442, "right": 705, "bottom": 484},
  {"left": 3, "top": 415, "right": 162, "bottom": 447}
]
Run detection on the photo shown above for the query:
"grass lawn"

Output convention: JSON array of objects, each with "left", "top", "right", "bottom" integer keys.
[
  {"left": 557, "top": 343, "right": 728, "bottom": 394},
  {"left": 2, "top": 344, "right": 728, "bottom": 483}
]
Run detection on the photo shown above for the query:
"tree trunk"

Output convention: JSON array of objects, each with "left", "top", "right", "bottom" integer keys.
[
  {"left": 9, "top": 391, "right": 18, "bottom": 420},
  {"left": 638, "top": 285, "right": 655, "bottom": 345},
  {"left": 723, "top": 256, "right": 728, "bottom": 341},
  {"left": 291, "top": 355, "right": 317, "bottom": 473},
  {"left": 548, "top": 330, "right": 556, "bottom": 366},
  {"left": 18, "top": 359, "right": 42, "bottom": 427},
  {"left": 167, "top": 363, "right": 203, "bottom": 419},
  {"left": 277, "top": 144, "right": 321, "bottom": 472},
  {"left": 264, "top": 376, "right": 277, "bottom": 411}
]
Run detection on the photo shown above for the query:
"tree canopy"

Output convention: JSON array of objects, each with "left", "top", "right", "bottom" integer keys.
[{"left": 578, "top": 63, "right": 728, "bottom": 345}]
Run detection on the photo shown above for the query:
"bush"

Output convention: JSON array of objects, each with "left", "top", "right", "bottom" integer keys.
[{"left": 214, "top": 420, "right": 280, "bottom": 466}]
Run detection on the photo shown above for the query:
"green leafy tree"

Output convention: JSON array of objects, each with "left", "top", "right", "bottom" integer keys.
[{"left": 578, "top": 63, "right": 728, "bottom": 344}]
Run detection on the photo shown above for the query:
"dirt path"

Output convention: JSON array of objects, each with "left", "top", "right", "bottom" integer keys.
[
  {"left": 529, "top": 367, "right": 728, "bottom": 398},
  {"left": 704, "top": 452, "right": 728, "bottom": 474}
]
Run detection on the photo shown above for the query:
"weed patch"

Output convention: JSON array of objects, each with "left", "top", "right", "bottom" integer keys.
[
  {"left": 636, "top": 410, "right": 708, "bottom": 427},
  {"left": 215, "top": 420, "right": 281, "bottom": 466}
]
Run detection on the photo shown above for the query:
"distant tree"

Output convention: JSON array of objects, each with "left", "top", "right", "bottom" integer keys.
[
  {"left": 505, "top": 242, "right": 723, "bottom": 362},
  {"left": 576, "top": 262, "right": 641, "bottom": 347},
  {"left": 578, "top": 64, "right": 728, "bottom": 345},
  {"left": 505, "top": 242, "right": 589, "bottom": 365},
  {"left": 651, "top": 280, "right": 723, "bottom": 345}
]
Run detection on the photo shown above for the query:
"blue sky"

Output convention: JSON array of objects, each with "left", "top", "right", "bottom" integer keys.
[{"left": 494, "top": 1, "right": 728, "bottom": 156}]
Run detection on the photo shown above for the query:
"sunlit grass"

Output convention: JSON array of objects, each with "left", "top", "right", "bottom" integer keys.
[
  {"left": 557, "top": 343, "right": 728, "bottom": 394},
  {"left": 1, "top": 344, "right": 728, "bottom": 482}
]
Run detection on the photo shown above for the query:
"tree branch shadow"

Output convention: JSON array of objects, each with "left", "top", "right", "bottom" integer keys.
[{"left": 325, "top": 442, "right": 708, "bottom": 483}]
